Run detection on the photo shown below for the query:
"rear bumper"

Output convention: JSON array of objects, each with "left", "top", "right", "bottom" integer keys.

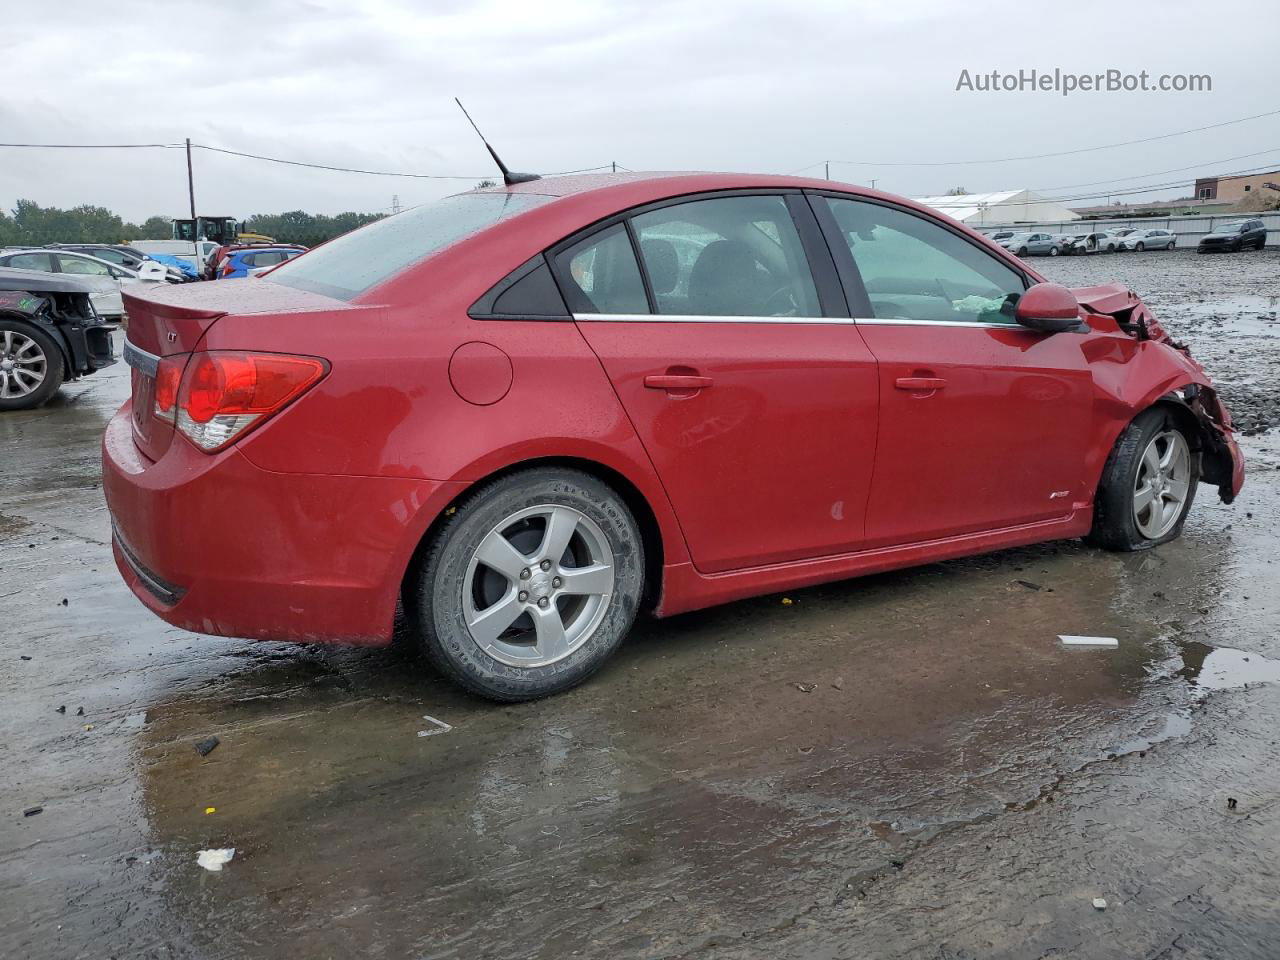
[{"left": 102, "top": 402, "right": 463, "bottom": 645}]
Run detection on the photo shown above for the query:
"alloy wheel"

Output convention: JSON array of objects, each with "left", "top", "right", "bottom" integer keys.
[
  {"left": 1133, "top": 429, "right": 1191, "bottom": 539},
  {"left": 0, "top": 330, "right": 47, "bottom": 399},
  {"left": 462, "top": 504, "right": 615, "bottom": 667}
]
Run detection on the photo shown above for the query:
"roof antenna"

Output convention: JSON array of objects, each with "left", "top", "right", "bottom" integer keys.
[{"left": 454, "top": 98, "right": 541, "bottom": 186}]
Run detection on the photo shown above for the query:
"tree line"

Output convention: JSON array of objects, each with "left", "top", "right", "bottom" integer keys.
[{"left": 0, "top": 200, "right": 385, "bottom": 248}]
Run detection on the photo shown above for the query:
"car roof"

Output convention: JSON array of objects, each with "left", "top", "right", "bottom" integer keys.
[
  {"left": 469, "top": 170, "right": 943, "bottom": 219},
  {"left": 7, "top": 248, "right": 126, "bottom": 270},
  {"left": 0, "top": 266, "right": 94, "bottom": 293}
]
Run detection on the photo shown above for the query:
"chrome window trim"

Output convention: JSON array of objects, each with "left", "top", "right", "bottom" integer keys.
[
  {"left": 573, "top": 312, "right": 1018, "bottom": 329},
  {"left": 853, "top": 317, "right": 1021, "bottom": 329},
  {"left": 573, "top": 313, "right": 855, "bottom": 325},
  {"left": 123, "top": 340, "right": 160, "bottom": 376}
]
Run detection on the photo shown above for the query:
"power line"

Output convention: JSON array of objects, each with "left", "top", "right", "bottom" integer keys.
[
  {"left": 807, "top": 107, "right": 1280, "bottom": 169},
  {"left": 0, "top": 141, "right": 183, "bottom": 149},
  {"left": 1030, "top": 150, "right": 1280, "bottom": 192}
]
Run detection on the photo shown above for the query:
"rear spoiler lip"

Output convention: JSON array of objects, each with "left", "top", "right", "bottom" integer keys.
[{"left": 122, "top": 288, "right": 226, "bottom": 322}]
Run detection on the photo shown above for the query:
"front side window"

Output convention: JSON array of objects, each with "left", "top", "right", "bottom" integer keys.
[
  {"left": 822, "top": 197, "right": 1026, "bottom": 324},
  {"left": 631, "top": 195, "right": 820, "bottom": 317},
  {"left": 268, "top": 192, "right": 552, "bottom": 301},
  {"left": 555, "top": 224, "right": 649, "bottom": 315}
]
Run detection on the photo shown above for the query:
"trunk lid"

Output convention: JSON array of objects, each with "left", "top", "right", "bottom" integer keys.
[{"left": 123, "top": 280, "right": 347, "bottom": 461}]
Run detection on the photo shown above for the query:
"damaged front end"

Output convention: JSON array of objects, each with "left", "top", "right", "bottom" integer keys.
[{"left": 1074, "top": 282, "right": 1245, "bottom": 504}]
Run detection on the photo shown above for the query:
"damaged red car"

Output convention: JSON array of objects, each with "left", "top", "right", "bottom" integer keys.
[{"left": 102, "top": 173, "right": 1245, "bottom": 700}]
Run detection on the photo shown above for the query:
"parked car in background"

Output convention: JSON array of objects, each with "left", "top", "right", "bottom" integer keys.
[
  {"left": 985, "top": 230, "right": 1015, "bottom": 244},
  {"left": 46, "top": 244, "right": 151, "bottom": 270},
  {"left": 1198, "top": 219, "right": 1268, "bottom": 253},
  {"left": 208, "top": 243, "right": 307, "bottom": 279},
  {"left": 1119, "top": 229, "right": 1177, "bottom": 251},
  {"left": 219, "top": 246, "right": 306, "bottom": 279},
  {"left": 0, "top": 268, "right": 117, "bottom": 410},
  {"left": 1062, "top": 232, "right": 1109, "bottom": 255},
  {"left": 0, "top": 249, "right": 165, "bottom": 320},
  {"left": 999, "top": 232, "right": 1060, "bottom": 256},
  {"left": 105, "top": 172, "right": 1244, "bottom": 702}
]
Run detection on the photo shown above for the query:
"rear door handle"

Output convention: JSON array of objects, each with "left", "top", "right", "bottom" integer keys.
[
  {"left": 644, "top": 374, "right": 713, "bottom": 391},
  {"left": 894, "top": 377, "right": 947, "bottom": 391}
]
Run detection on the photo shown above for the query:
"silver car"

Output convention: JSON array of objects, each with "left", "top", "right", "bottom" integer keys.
[
  {"left": 0, "top": 249, "right": 165, "bottom": 320},
  {"left": 998, "top": 232, "right": 1061, "bottom": 257},
  {"left": 1118, "top": 229, "right": 1177, "bottom": 252}
]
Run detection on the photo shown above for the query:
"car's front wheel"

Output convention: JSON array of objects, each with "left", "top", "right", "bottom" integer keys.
[
  {"left": 409, "top": 468, "right": 644, "bottom": 701},
  {"left": 1017, "top": 246, "right": 1029, "bottom": 256},
  {"left": 1087, "top": 407, "right": 1198, "bottom": 551},
  {"left": 0, "top": 321, "right": 64, "bottom": 411},
  {"left": 1135, "top": 241, "right": 1145, "bottom": 251}
]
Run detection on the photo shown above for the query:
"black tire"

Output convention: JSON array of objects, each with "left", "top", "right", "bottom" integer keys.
[
  {"left": 409, "top": 467, "right": 644, "bottom": 701},
  {"left": 1135, "top": 241, "right": 1145, "bottom": 252},
  {"left": 1169, "top": 239, "right": 1176, "bottom": 249},
  {"left": 1087, "top": 407, "right": 1199, "bottom": 552},
  {"left": 0, "top": 319, "right": 64, "bottom": 411},
  {"left": 1017, "top": 246, "right": 1028, "bottom": 257},
  {"left": 1049, "top": 246, "right": 1060, "bottom": 257}
]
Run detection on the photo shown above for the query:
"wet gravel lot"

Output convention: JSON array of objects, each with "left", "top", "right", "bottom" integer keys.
[{"left": 3, "top": 249, "right": 1279, "bottom": 959}]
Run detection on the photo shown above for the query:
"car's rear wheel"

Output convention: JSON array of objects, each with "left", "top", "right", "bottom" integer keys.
[
  {"left": 409, "top": 468, "right": 644, "bottom": 701},
  {"left": 1087, "top": 407, "right": 1198, "bottom": 551},
  {"left": 1169, "top": 238, "right": 1176, "bottom": 249},
  {"left": 1049, "top": 245, "right": 1059, "bottom": 256},
  {"left": 0, "top": 321, "right": 63, "bottom": 411}
]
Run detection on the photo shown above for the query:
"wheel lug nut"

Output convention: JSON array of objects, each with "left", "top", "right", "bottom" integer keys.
[
  {"left": 519, "top": 568, "right": 530, "bottom": 580},
  {"left": 538, "top": 597, "right": 550, "bottom": 609},
  {"left": 540, "top": 559, "right": 552, "bottom": 571},
  {"left": 518, "top": 591, "right": 529, "bottom": 602},
  {"left": 552, "top": 577, "right": 562, "bottom": 589}
]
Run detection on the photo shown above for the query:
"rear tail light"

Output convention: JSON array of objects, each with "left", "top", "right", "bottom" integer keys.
[
  {"left": 161, "top": 351, "right": 327, "bottom": 452},
  {"left": 152, "top": 355, "right": 184, "bottom": 424},
  {"left": 221, "top": 260, "right": 235, "bottom": 277}
]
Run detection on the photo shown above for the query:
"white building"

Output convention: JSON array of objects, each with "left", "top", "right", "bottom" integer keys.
[{"left": 912, "top": 189, "right": 1080, "bottom": 227}]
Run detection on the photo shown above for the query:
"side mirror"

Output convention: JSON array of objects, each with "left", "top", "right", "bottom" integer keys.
[{"left": 1015, "top": 282, "right": 1085, "bottom": 333}]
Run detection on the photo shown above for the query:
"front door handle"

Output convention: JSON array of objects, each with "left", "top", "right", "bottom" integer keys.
[
  {"left": 644, "top": 374, "right": 713, "bottom": 391},
  {"left": 894, "top": 376, "right": 947, "bottom": 391}
]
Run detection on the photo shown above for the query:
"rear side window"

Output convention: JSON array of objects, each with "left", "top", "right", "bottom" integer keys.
[
  {"left": 268, "top": 192, "right": 552, "bottom": 300},
  {"left": 4, "top": 252, "right": 54, "bottom": 271},
  {"left": 554, "top": 224, "right": 649, "bottom": 314},
  {"left": 631, "top": 195, "right": 820, "bottom": 317}
]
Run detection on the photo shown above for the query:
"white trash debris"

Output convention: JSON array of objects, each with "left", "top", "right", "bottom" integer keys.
[
  {"left": 1092, "top": 897, "right": 1108, "bottom": 910},
  {"left": 417, "top": 715, "right": 453, "bottom": 738},
  {"left": 196, "top": 848, "right": 236, "bottom": 872},
  {"left": 1059, "top": 635, "right": 1120, "bottom": 648}
]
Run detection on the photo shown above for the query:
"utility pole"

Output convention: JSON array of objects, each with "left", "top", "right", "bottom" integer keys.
[
  {"left": 185, "top": 138, "right": 196, "bottom": 222},
  {"left": 825, "top": 161, "right": 829, "bottom": 180},
  {"left": 611, "top": 161, "right": 616, "bottom": 173},
  {"left": 391, "top": 194, "right": 402, "bottom": 215},
  {"left": 870, "top": 178, "right": 878, "bottom": 190}
]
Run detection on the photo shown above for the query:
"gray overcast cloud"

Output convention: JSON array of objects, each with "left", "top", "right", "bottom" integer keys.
[{"left": 2, "top": 0, "right": 1278, "bottom": 221}]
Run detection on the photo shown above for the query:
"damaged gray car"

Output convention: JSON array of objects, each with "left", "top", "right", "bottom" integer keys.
[{"left": 0, "top": 268, "right": 118, "bottom": 410}]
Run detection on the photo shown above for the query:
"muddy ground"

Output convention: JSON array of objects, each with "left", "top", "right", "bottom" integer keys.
[{"left": 2, "top": 249, "right": 1279, "bottom": 960}]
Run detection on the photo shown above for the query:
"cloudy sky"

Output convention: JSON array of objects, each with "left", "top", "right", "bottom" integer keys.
[{"left": 2, "top": 0, "right": 1278, "bottom": 222}]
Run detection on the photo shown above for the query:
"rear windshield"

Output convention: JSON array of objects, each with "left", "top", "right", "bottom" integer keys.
[{"left": 267, "top": 192, "right": 552, "bottom": 301}]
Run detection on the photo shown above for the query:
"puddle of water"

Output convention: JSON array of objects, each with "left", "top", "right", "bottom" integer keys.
[{"left": 1178, "top": 641, "right": 1280, "bottom": 694}]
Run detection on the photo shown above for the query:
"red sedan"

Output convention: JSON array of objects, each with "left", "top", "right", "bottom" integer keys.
[{"left": 103, "top": 173, "right": 1245, "bottom": 700}]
